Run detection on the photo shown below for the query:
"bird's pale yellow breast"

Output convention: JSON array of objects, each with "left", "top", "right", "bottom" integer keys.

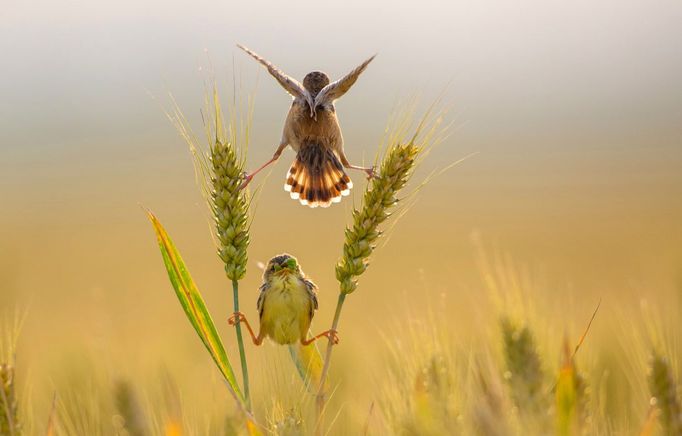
[{"left": 259, "top": 273, "right": 314, "bottom": 345}]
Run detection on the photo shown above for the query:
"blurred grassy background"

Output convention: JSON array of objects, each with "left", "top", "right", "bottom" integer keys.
[{"left": 1, "top": 0, "right": 681, "bottom": 433}]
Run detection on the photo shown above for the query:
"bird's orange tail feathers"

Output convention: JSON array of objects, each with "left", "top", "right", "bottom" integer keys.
[{"left": 284, "top": 143, "right": 352, "bottom": 208}]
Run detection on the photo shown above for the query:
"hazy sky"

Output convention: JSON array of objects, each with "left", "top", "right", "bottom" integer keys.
[{"left": 3, "top": 0, "right": 681, "bottom": 153}]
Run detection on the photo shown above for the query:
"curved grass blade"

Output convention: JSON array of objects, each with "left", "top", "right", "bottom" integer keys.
[
  {"left": 556, "top": 338, "right": 578, "bottom": 436},
  {"left": 147, "top": 211, "right": 245, "bottom": 408},
  {"left": 288, "top": 343, "right": 326, "bottom": 394}
]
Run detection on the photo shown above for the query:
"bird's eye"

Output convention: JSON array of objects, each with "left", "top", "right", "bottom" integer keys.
[{"left": 286, "top": 259, "right": 297, "bottom": 269}]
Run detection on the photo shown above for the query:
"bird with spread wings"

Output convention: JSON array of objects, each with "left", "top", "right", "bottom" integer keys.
[{"left": 238, "top": 44, "right": 376, "bottom": 208}]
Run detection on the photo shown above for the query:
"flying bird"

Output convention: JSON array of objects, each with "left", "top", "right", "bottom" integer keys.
[
  {"left": 237, "top": 44, "right": 376, "bottom": 208},
  {"left": 228, "top": 254, "right": 339, "bottom": 346}
]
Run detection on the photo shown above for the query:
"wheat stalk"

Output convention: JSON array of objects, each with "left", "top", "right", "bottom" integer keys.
[
  {"left": 114, "top": 380, "right": 147, "bottom": 436},
  {"left": 648, "top": 352, "right": 682, "bottom": 435},
  {"left": 167, "top": 84, "right": 254, "bottom": 414},
  {"left": 207, "top": 89, "right": 253, "bottom": 410},
  {"left": 315, "top": 141, "right": 421, "bottom": 430},
  {"left": 500, "top": 317, "right": 546, "bottom": 414},
  {"left": 0, "top": 313, "right": 24, "bottom": 436},
  {"left": 312, "top": 98, "right": 449, "bottom": 433},
  {"left": 0, "top": 363, "right": 19, "bottom": 436}
]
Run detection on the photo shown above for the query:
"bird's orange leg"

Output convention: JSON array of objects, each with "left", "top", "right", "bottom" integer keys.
[
  {"left": 301, "top": 329, "right": 339, "bottom": 346},
  {"left": 228, "top": 312, "right": 264, "bottom": 345},
  {"left": 339, "top": 151, "right": 376, "bottom": 179},
  {"left": 240, "top": 142, "right": 288, "bottom": 189}
]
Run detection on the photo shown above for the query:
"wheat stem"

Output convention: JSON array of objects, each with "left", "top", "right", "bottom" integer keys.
[
  {"left": 315, "top": 293, "right": 346, "bottom": 420},
  {"left": 314, "top": 141, "right": 420, "bottom": 433},
  {"left": 232, "top": 278, "right": 251, "bottom": 409},
  {"left": 648, "top": 352, "right": 682, "bottom": 435},
  {"left": 209, "top": 97, "right": 251, "bottom": 412},
  {"left": 0, "top": 363, "right": 18, "bottom": 436}
]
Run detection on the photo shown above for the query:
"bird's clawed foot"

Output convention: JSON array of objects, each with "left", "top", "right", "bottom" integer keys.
[
  {"left": 228, "top": 311, "right": 247, "bottom": 326},
  {"left": 364, "top": 166, "right": 377, "bottom": 180},
  {"left": 301, "top": 329, "right": 340, "bottom": 346},
  {"left": 239, "top": 172, "right": 254, "bottom": 190},
  {"left": 324, "top": 329, "right": 340, "bottom": 345},
  {"left": 228, "top": 312, "right": 262, "bottom": 345}
]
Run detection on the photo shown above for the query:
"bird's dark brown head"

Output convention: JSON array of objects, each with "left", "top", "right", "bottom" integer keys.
[{"left": 302, "top": 71, "right": 330, "bottom": 96}]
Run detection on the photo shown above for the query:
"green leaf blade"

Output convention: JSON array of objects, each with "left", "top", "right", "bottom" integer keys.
[{"left": 147, "top": 211, "right": 245, "bottom": 406}]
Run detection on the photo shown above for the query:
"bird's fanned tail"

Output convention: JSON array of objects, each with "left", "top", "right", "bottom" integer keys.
[{"left": 284, "top": 142, "right": 352, "bottom": 208}]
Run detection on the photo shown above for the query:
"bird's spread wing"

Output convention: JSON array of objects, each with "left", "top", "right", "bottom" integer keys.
[
  {"left": 314, "top": 54, "right": 376, "bottom": 108},
  {"left": 237, "top": 44, "right": 314, "bottom": 109}
]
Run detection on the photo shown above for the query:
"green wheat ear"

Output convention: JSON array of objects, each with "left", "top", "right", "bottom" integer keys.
[
  {"left": 167, "top": 86, "right": 251, "bottom": 281},
  {"left": 114, "top": 380, "right": 147, "bottom": 436},
  {"left": 211, "top": 137, "right": 249, "bottom": 280},
  {"left": 0, "top": 314, "right": 22, "bottom": 436},
  {"left": 335, "top": 142, "right": 420, "bottom": 294},
  {"left": 0, "top": 363, "right": 20, "bottom": 436},
  {"left": 648, "top": 351, "right": 682, "bottom": 435},
  {"left": 209, "top": 93, "right": 250, "bottom": 281},
  {"left": 500, "top": 317, "right": 547, "bottom": 414}
]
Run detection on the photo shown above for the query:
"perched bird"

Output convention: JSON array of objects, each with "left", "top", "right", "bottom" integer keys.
[
  {"left": 228, "top": 254, "right": 339, "bottom": 346},
  {"left": 237, "top": 44, "right": 376, "bottom": 208}
]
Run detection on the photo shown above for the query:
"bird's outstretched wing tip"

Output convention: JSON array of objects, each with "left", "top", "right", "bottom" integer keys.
[
  {"left": 363, "top": 53, "right": 378, "bottom": 65},
  {"left": 236, "top": 44, "right": 251, "bottom": 53}
]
